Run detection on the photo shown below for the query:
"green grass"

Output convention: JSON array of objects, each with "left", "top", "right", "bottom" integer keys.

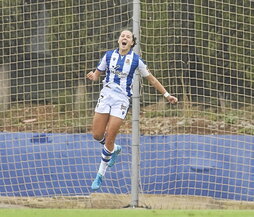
[{"left": 1, "top": 209, "right": 254, "bottom": 217}]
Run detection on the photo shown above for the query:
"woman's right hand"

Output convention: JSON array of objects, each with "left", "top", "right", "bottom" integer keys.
[
  {"left": 86, "top": 71, "right": 96, "bottom": 80},
  {"left": 86, "top": 70, "right": 101, "bottom": 81}
]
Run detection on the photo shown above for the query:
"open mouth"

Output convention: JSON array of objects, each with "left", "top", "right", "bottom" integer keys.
[{"left": 122, "top": 42, "right": 127, "bottom": 46}]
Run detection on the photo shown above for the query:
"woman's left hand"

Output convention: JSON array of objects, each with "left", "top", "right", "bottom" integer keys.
[{"left": 166, "top": 95, "right": 178, "bottom": 104}]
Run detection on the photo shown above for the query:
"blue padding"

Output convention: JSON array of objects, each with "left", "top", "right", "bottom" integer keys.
[{"left": 0, "top": 133, "right": 253, "bottom": 201}]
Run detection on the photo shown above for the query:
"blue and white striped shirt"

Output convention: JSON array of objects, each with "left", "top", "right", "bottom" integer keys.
[{"left": 97, "top": 48, "right": 150, "bottom": 97}]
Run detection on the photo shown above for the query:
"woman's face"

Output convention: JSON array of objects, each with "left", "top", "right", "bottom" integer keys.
[{"left": 118, "top": 30, "right": 134, "bottom": 52}]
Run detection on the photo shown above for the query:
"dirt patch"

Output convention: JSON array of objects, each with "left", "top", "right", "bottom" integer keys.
[
  {"left": 0, "top": 103, "right": 253, "bottom": 135},
  {"left": 0, "top": 194, "right": 254, "bottom": 210}
]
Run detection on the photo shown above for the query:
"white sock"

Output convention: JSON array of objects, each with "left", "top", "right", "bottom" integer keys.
[
  {"left": 98, "top": 145, "right": 113, "bottom": 176},
  {"left": 98, "top": 160, "right": 108, "bottom": 176}
]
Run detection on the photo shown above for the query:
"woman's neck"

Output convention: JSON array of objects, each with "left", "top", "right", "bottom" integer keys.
[{"left": 119, "top": 48, "right": 130, "bottom": 56}]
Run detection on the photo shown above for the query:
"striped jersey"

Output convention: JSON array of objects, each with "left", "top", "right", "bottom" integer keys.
[{"left": 97, "top": 48, "right": 150, "bottom": 97}]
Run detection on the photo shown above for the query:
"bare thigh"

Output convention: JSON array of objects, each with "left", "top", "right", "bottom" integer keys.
[
  {"left": 105, "top": 115, "right": 124, "bottom": 152},
  {"left": 92, "top": 112, "right": 110, "bottom": 141}
]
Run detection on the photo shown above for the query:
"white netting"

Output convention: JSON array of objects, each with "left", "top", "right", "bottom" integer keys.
[{"left": 0, "top": 0, "right": 254, "bottom": 209}]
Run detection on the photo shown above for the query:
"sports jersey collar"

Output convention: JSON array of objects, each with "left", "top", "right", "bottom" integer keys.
[{"left": 116, "top": 48, "right": 133, "bottom": 56}]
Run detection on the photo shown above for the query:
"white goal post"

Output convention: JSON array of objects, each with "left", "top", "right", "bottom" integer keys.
[{"left": 0, "top": 0, "right": 253, "bottom": 209}]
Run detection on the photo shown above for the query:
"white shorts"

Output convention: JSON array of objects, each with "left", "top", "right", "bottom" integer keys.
[{"left": 95, "top": 84, "right": 130, "bottom": 119}]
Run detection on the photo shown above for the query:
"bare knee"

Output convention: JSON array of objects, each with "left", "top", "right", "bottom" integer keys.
[{"left": 92, "top": 132, "right": 104, "bottom": 142}]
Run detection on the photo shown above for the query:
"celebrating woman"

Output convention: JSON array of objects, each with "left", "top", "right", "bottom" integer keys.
[{"left": 87, "top": 30, "right": 178, "bottom": 190}]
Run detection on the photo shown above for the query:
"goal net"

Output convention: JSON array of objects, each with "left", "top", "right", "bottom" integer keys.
[
  {"left": 0, "top": 0, "right": 253, "bottom": 209},
  {"left": 139, "top": 0, "right": 254, "bottom": 209}
]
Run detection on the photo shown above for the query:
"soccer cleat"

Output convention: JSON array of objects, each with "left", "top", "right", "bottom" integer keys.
[
  {"left": 108, "top": 145, "right": 122, "bottom": 167},
  {"left": 91, "top": 173, "right": 103, "bottom": 191}
]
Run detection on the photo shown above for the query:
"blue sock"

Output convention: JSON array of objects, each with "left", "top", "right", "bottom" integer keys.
[
  {"left": 99, "top": 136, "right": 106, "bottom": 145},
  {"left": 101, "top": 145, "right": 112, "bottom": 163}
]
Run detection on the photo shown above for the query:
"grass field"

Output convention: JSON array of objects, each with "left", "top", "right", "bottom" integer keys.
[{"left": 1, "top": 209, "right": 254, "bottom": 217}]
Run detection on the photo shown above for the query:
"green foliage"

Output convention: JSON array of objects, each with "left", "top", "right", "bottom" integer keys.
[
  {"left": 224, "top": 114, "right": 238, "bottom": 124},
  {"left": 48, "top": 0, "right": 88, "bottom": 76},
  {"left": 140, "top": 0, "right": 254, "bottom": 107},
  {"left": 194, "top": 0, "right": 254, "bottom": 104},
  {"left": 144, "top": 109, "right": 181, "bottom": 118},
  {"left": 238, "top": 127, "right": 254, "bottom": 135},
  {"left": 0, "top": 0, "right": 24, "bottom": 63},
  {"left": 0, "top": 0, "right": 253, "bottom": 110}
]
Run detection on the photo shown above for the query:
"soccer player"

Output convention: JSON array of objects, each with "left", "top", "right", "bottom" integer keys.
[{"left": 87, "top": 30, "right": 178, "bottom": 190}]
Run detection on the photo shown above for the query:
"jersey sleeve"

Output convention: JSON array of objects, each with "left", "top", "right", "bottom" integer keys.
[
  {"left": 96, "top": 52, "right": 107, "bottom": 72},
  {"left": 138, "top": 58, "right": 150, "bottom": 77}
]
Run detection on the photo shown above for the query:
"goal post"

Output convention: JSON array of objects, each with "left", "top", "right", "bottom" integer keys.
[
  {"left": 131, "top": 0, "right": 141, "bottom": 208},
  {"left": 0, "top": 0, "right": 254, "bottom": 209}
]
